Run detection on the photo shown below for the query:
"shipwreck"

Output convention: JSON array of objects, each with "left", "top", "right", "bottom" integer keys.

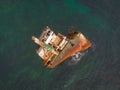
[{"left": 32, "top": 26, "right": 91, "bottom": 68}]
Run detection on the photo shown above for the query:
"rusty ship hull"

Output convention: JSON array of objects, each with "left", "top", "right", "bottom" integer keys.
[{"left": 32, "top": 26, "right": 91, "bottom": 68}]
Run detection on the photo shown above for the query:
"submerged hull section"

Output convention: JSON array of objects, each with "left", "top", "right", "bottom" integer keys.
[
  {"left": 32, "top": 26, "right": 91, "bottom": 68},
  {"left": 46, "top": 32, "right": 91, "bottom": 68}
]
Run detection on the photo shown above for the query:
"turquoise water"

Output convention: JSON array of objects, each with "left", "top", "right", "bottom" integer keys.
[{"left": 0, "top": 0, "right": 120, "bottom": 90}]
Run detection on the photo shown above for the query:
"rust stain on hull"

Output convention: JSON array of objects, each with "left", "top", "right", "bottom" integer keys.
[{"left": 47, "top": 35, "right": 91, "bottom": 68}]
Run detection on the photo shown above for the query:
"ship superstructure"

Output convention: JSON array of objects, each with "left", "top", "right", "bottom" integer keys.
[{"left": 32, "top": 26, "right": 91, "bottom": 68}]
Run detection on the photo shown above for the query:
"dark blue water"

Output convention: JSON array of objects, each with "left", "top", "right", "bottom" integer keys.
[{"left": 0, "top": 0, "right": 120, "bottom": 90}]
